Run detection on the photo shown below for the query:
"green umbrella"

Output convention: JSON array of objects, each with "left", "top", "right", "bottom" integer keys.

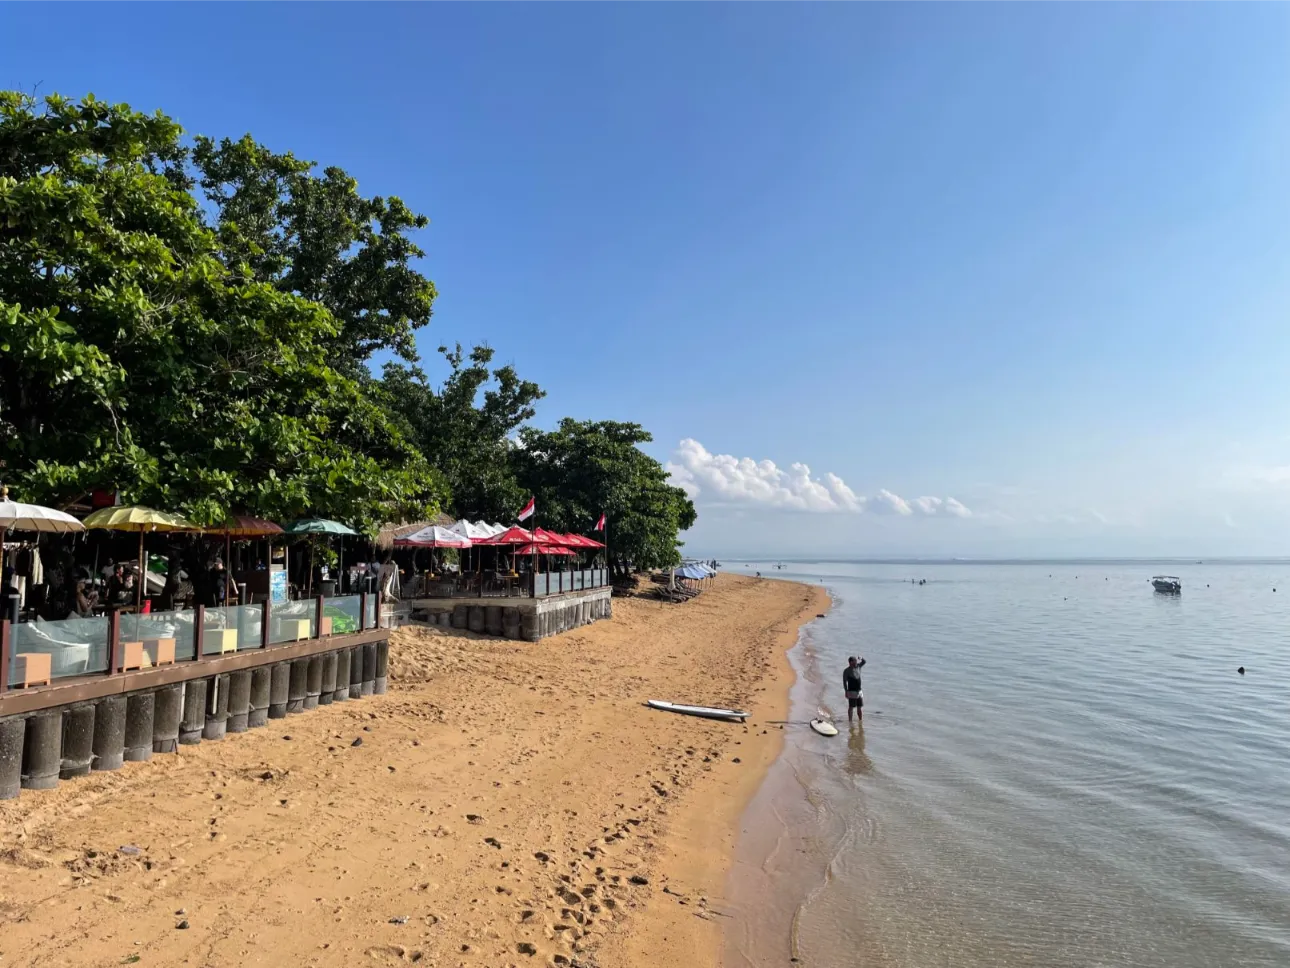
[
  {"left": 283, "top": 518, "right": 357, "bottom": 536},
  {"left": 284, "top": 519, "right": 358, "bottom": 597}
]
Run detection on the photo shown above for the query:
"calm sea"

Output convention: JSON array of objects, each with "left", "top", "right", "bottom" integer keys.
[{"left": 723, "top": 560, "right": 1290, "bottom": 968}]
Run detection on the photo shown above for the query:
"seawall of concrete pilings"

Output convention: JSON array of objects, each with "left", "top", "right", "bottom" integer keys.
[
  {"left": 417, "top": 586, "right": 613, "bottom": 642},
  {"left": 0, "top": 636, "right": 389, "bottom": 801}
]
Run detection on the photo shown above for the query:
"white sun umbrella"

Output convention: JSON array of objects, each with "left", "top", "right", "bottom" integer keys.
[
  {"left": 394, "top": 525, "right": 472, "bottom": 549},
  {"left": 449, "top": 519, "right": 495, "bottom": 540},
  {"left": 0, "top": 486, "right": 85, "bottom": 548}
]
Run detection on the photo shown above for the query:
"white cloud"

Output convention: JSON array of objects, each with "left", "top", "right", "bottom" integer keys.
[
  {"left": 665, "top": 439, "right": 970, "bottom": 519},
  {"left": 876, "top": 489, "right": 913, "bottom": 516}
]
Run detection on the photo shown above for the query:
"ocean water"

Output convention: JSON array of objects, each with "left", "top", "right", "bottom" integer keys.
[{"left": 723, "top": 560, "right": 1290, "bottom": 968}]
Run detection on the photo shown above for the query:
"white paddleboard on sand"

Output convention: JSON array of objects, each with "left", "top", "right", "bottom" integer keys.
[
  {"left": 810, "top": 719, "right": 839, "bottom": 736},
  {"left": 647, "top": 700, "right": 748, "bottom": 723}
]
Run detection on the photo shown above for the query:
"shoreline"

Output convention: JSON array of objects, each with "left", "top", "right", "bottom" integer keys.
[
  {"left": 0, "top": 573, "right": 827, "bottom": 968},
  {"left": 596, "top": 576, "right": 830, "bottom": 967}
]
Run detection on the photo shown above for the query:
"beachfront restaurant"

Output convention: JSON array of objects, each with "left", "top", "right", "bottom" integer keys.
[
  {"left": 0, "top": 494, "right": 386, "bottom": 691},
  {"left": 0, "top": 497, "right": 609, "bottom": 691},
  {"left": 391, "top": 520, "right": 610, "bottom": 599}
]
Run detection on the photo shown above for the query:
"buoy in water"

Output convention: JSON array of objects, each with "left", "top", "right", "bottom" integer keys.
[{"left": 1238, "top": 667, "right": 1246, "bottom": 675}]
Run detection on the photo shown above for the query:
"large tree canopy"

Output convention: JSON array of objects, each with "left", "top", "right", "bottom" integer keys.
[
  {"left": 512, "top": 419, "right": 696, "bottom": 571},
  {"left": 0, "top": 92, "right": 445, "bottom": 533},
  {"left": 191, "top": 134, "right": 435, "bottom": 370},
  {"left": 379, "top": 343, "right": 543, "bottom": 522}
]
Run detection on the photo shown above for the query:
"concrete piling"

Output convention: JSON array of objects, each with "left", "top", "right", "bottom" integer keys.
[
  {"left": 179, "top": 679, "right": 207, "bottom": 745},
  {"left": 468, "top": 606, "right": 485, "bottom": 634},
  {"left": 287, "top": 658, "right": 308, "bottom": 714},
  {"left": 485, "top": 606, "right": 503, "bottom": 637},
  {"left": 304, "top": 655, "right": 323, "bottom": 710},
  {"left": 153, "top": 683, "right": 182, "bottom": 753},
  {"left": 360, "top": 643, "right": 376, "bottom": 697},
  {"left": 203, "top": 674, "right": 230, "bottom": 741},
  {"left": 60, "top": 704, "right": 95, "bottom": 778},
  {"left": 124, "top": 691, "right": 155, "bottom": 762},
  {"left": 334, "top": 647, "right": 351, "bottom": 702},
  {"left": 503, "top": 609, "right": 520, "bottom": 639},
  {"left": 374, "top": 640, "right": 388, "bottom": 695},
  {"left": 269, "top": 661, "right": 289, "bottom": 719},
  {"left": 319, "top": 651, "right": 337, "bottom": 705},
  {"left": 0, "top": 716, "right": 25, "bottom": 799},
  {"left": 248, "top": 666, "right": 271, "bottom": 728},
  {"left": 348, "top": 646, "right": 362, "bottom": 699},
  {"left": 227, "top": 669, "right": 252, "bottom": 733},
  {"left": 91, "top": 695, "right": 127, "bottom": 772},
  {"left": 451, "top": 604, "right": 469, "bottom": 629},
  {"left": 521, "top": 612, "right": 538, "bottom": 642},
  {"left": 22, "top": 711, "right": 60, "bottom": 790}
]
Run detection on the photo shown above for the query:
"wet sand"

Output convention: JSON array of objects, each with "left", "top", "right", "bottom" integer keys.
[{"left": 0, "top": 573, "right": 825, "bottom": 967}]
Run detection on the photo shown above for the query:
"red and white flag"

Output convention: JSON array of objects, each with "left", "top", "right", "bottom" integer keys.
[
  {"left": 517, "top": 497, "right": 536, "bottom": 521},
  {"left": 594, "top": 513, "right": 606, "bottom": 530}
]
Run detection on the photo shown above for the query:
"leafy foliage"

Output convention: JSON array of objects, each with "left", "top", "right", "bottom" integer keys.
[
  {"left": 191, "top": 134, "right": 435, "bottom": 370},
  {"left": 512, "top": 419, "right": 696, "bottom": 570},
  {"left": 0, "top": 92, "right": 446, "bottom": 533},
  {"left": 379, "top": 344, "right": 543, "bottom": 522}
]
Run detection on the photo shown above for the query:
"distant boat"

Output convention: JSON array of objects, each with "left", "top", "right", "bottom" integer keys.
[{"left": 1151, "top": 576, "right": 1182, "bottom": 594}]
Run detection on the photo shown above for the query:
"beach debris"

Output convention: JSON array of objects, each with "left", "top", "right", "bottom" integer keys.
[
  {"left": 732, "top": 757, "right": 741, "bottom": 764},
  {"left": 484, "top": 837, "right": 502, "bottom": 849},
  {"left": 117, "top": 845, "right": 141, "bottom": 856},
  {"left": 281, "top": 735, "right": 292, "bottom": 741},
  {"left": 517, "top": 942, "right": 537, "bottom": 956},
  {"left": 1238, "top": 667, "right": 1246, "bottom": 675},
  {"left": 175, "top": 919, "right": 189, "bottom": 930},
  {"left": 629, "top": 874, "right": 650, "bottom": 885},
  {"left": 351, "top": 737, "right": 363, "bottom": 747},
  {"left": 175, "top": 908, "right": 186, "bottom": 916},
  {"left": 466, "top": 814, "right": 483, "bottom": 824},
  {"left": 388, "top": 916, "right": 408, "bottom": 925}
]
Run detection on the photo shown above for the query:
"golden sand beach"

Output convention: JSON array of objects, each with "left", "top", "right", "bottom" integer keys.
[{"left": 0, "top": 574, "right": 825, "bottom": 967}]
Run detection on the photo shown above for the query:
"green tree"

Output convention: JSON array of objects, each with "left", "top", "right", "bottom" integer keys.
[
  {"left": 512, "top": 419, "right": 696, "bottom": 572},
  {"left": 379, "top": 343, "right": 544, "bottom": 521},
  {"left": 191, "top": 134, "right": 436, "bottom": 370},
  {"left": 0, "top": 92, "right": 446, "bottom": 533}
]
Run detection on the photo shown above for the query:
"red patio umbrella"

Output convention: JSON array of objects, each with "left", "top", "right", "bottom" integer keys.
[
  {"left": 516, "top": 543, "right": 574, "bottom": 556},
  {"left": 481, "top": 525, "right": 536, "bottom": 545}
]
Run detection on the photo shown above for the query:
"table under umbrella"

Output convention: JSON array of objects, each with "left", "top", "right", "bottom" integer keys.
[
  {"left": 82, "top": 506, "right": 197, "bottom": 611},
  {"left": 206, "top": 514, "right": 284, "bottom": 600},
  {"left": 284, "top": 518, "right": 359, "bottom": 596}
]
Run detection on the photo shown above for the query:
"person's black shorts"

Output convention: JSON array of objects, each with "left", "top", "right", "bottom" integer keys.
[{"left": 847, "top": 694, "right": 863, "bottom": 710}]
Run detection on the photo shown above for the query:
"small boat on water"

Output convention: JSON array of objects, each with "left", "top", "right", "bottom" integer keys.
[{"left": 1151, "top": 576, "right": 1182, "bottom": 594}]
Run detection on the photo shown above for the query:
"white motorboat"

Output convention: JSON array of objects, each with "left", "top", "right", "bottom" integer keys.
[{"left": 1151, "top": 576, "right": 1181, "bottom": 594}]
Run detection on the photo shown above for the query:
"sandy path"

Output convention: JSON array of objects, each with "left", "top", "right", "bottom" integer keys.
[{"left": 0, "top": 574, "right": 825, "bottom": 968}]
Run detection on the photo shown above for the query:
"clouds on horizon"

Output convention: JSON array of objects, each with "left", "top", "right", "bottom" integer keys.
[{"left": 665, "top": 439, "right": 971, "bottom": 519}]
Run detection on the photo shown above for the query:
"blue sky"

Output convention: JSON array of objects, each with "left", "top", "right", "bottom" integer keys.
[{"left": 4, "top": 4, "right": 1290, "bottom": 557}]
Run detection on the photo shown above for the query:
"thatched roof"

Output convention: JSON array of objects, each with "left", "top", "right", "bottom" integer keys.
[{"left": 375, "top": 513, "right": 455, "bottom": 551}]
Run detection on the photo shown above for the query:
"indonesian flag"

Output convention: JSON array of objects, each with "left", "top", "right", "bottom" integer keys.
[
  {"left": 517, "top": 496, "right": 536, "bottom": 521},
  {"left": 594, "top": 513, "right": 606, "bottom": 530}
]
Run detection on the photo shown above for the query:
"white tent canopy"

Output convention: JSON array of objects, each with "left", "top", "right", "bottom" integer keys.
[
  {"left": 395, "top": 525, "right": 472, "bottom": 548},
  {"left": 450, "top": 519, "right": 504, "bottom": 540}
]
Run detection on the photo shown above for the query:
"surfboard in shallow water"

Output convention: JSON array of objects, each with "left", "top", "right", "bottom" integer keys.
[
  {"left": 647, "top": 700, "right": 748, "bottom": 723},
  {"left": 810, "top": 719, "right": 839, "bottom": 736}
]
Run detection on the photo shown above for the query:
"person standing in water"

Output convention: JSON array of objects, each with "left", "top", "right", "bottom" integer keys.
[{"left": 843, "top": 655, "right": 867, "bottom": 723}]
